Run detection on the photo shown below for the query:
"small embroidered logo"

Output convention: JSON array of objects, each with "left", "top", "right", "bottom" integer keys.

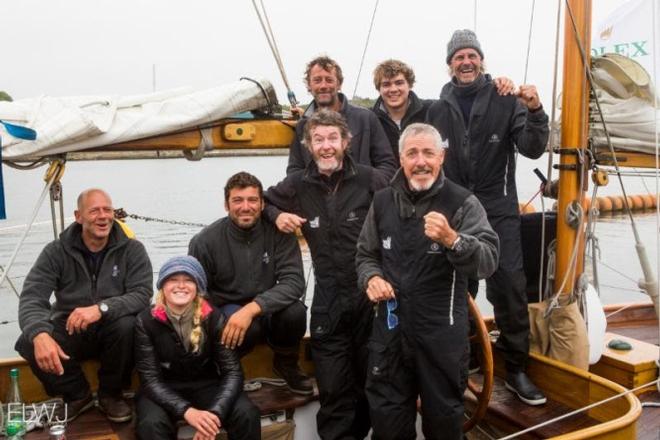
[
  {"left": 382, "top": 236, "right": 391, "bottom": 250},
  {"left": 427, "top": 241, "right": 444, "bottom": 254},
  {"left": 309, "top": 216, "right": 320, "bottom": 228},
  {"left": 262, "top": 252, "right": 270, "bottom": 264},
  {"left": 347, "top": 211, "right": 358, "bottom": 222},
  {"left": 112, "top": 265, "right": 119, "bottom": 277},
  {"left": 489, "top": 134, "right": 500, "bottom": 143}
]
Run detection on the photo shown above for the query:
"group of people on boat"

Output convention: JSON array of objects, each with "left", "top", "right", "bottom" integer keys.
[{"left": 14, "top": 28, "right": 549, "bottom": 440}]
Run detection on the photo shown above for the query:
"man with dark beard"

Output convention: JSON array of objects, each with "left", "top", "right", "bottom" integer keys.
[
  {"left": 356, "top": 123, "right": 499, "bottom": 439},
  {"left": 189, "top": 172, "right": 312, "bottom": 396},
  {"left": 426, "top": 29, "right": 550, "bottom": 406},
  {"left": 287, "top": 55, "right": 396, "bottom": 184},
  {"left": 264, "top": 109, "right": 386, "bottom": 440}
]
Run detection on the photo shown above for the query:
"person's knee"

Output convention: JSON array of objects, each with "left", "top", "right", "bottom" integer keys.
[
  {"left": 136, "top": 415, "right": 175, "bottom": 440},
  {"left": 228, "top": 394, "right": 260, "bottom": 429},
  {"left": 107, "top": 315, "right": 136, "bottom": 338},
  {"left": 15, "top": 334, "right": 33, "bottom": 360},
  {"left": 272, "top": 301, "right": 306, "bottom": 337},
  {"left": 136, "top": 397, "right": 175, "bottom": 440}
]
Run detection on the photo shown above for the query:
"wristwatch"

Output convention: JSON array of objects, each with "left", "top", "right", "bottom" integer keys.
[
  {"left": 450, "top": 235, "right": 463, "bottom": 252},
  {"left": 99, "top": 302, "right": 109, "bottom": 315}
]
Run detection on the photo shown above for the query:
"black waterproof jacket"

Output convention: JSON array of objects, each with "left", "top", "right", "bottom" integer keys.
[
  {"left": 286, "top": 93, "right": 396, "bottom": 182},
  {"left": 18, "top": 221, "right": 153, "bottom": 342},
  {"left": 426, "top": 75, "right": 549, "bottom": 217},
  {"left": 265, "top": 156, "right": 385, "bottom": 297},
  {"left": 356, "top": 171, "right": 500, "bottom": 304},
  {"left": 135, "top": 300, "right": 243, "bottom": 420},
  {"left": 371, "top": 91, "right": 434, "bottom": 161},
  {"left": 189, "top": 217, "right": 304, "bottom": 314}
]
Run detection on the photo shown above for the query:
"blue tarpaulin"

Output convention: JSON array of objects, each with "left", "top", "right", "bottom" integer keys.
[{"left": 0, "top": 137, "right": 6, "bottom": 219}]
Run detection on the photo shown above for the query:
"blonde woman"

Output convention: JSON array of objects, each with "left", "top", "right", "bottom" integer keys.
[{"left": 135, "top": 255, "right": 260, "bottom": 440}]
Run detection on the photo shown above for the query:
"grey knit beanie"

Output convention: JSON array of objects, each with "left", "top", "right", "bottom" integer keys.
[
  {"left": 157, "top": 255, "right": 208, "bottom": 294},
  {"left": 446, "top": 29, "right": 484, "bottom": 64}
]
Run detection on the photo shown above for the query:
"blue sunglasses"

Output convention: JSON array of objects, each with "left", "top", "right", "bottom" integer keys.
[{"left": 386, "top": 297, "right": 398, "bottom": 330}]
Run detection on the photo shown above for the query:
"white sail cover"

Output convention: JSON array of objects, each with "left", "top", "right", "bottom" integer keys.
[
  {"left": 590, "top": 53, "right": 660, "bottom": 154},
  {"left": 590, "top": 0, "right": 660, "bottom": 155},
  {"left": 0, "top": 79, "right": 275, "bottom": 160}
]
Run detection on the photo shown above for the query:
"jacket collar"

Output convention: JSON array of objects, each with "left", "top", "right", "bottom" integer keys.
[
  {"left": 302, "top": 154, "right": 359, "bottom": 184},
  {"left": 441, "top": 73, "right": 492, "bottom": 100},
  {"left": 61, "top": 221, "right": 127, "bottom": 254},
  {"left": 390, "top": 169, "right": 447, "bottom": 218},
  {"left": 227, "top": 216, "right": 264, "bottom": 242},
  {"left": 302, "top": 93, "right": 348, "bottom": 118},
  {"left": 151, "top": 297, "right": 213, "bottom": 323},
  {"left": 372, "top": 91, "right": 425, "bottom": 124}
]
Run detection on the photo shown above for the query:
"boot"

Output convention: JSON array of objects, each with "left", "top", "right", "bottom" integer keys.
[{"left": 272, "top": 344, "right": 314, "bottom": 396}]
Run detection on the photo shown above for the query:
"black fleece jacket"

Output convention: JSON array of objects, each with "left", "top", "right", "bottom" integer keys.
[
  {"left": 371, "top": 91, "right": 434, "bottom": 162},
  {"left": 18, "top": 221, "right": 152, "bottom": 342},
  {"left": 188, "top": 217, "right": 304, "bottom": 314}
]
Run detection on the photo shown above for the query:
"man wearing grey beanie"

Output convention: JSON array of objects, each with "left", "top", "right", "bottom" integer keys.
[{"left": 427, "top": 29, "right": 549, "bottom": 406}]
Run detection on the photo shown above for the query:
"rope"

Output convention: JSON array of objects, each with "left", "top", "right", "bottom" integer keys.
[
  {"left": 545, "top": 0, "right": 561, "bottom": 198},
  {"left": 251, "top": 0, "right": 297, "bottom": 107},
  {"left": 584, "top": 183, "right": 601, "bottom": 293},
  {"left": 0, "top": 161, "right": 64, "bottom": 297},
  {"left": 522, "top": 0, "right": 536, "bottom": 84},
  {"left": 115, "top": 210, "right": 206, "bottom": 228},
  {"left": 2, "top": 158, "right": 49, "bottom": 170},
  {"left": 473, "top": 0, "right": 478, "bottom": 32},
  {"left": 352, "top": 0, "right": 380, "bottom": 100},
  {"left": 498, "top": 377, "right": 660, "bottom": 440}
]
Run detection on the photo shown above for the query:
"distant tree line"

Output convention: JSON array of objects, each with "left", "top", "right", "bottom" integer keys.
[{"left": 0, "top": 91, "right": 12, "bottom": 102}]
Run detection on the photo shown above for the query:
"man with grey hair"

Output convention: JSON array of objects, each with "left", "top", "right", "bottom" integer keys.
[
  {"left": 15, "top": 188, "right": 153, "bottom": 423},
  {"left": 427, "top": 28, "right": 550, "bottom": 406},
  {"left": 356, "top": 123, "right": 499, "bottom": 439}
]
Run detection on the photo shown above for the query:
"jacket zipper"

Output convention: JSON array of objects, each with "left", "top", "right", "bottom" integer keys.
[
  {"left": 503, "top": 154, "right": 509, "bottom": 196},
  {"left": 449, "top": 269, "right": 456, "bottom": 326}
]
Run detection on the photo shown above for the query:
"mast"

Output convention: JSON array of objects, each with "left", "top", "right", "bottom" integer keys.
[{"left": 555, "top": 0, "right": 592, "bottom": 297}]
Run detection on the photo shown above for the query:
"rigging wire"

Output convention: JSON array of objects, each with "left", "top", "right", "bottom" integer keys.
[
  {"left": 652, "top": 0, "right": 660, "bottom": 394},
  {"left": 537, "top": 0, "right": 563, "bottom": 303},
  {"left": 522, "top": 0, "right": 536, "bottom": 84},
  {"left": 251, "top": 0, "right": 298, "bottom": 107},
  {"left": 352, "top": 0, "right": 380, "bottom": 100},
  {"left": 563, "top": 0, "right": 658, "bottom": 313},
  {"left": 473, "top": 0, "right": 478, "bottom": 33},
  {"left": 0, "top": 164, "right": 62, "bottom": 297},
  {"left": 499, "top": 377, "right": 659, "bottom": 440}
]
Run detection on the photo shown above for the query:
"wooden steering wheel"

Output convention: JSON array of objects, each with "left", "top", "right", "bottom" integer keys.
[{"left": 463, "top": 293, "right": 494, "bottom": 432}]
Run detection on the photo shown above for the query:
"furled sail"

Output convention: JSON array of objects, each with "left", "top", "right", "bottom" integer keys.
[
  {"left": 590, "top": 53, "right": 659, "bottom": 155},
  {"left": 0, "top": 78, "right": 276, "bottom": 160},
  {"left": 589, "top": 0, "right": 659, "bottom": 156}
]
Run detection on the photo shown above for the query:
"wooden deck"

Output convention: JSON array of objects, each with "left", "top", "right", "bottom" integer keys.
[
  {"left": 466, "top": 374, "right": 602, "bottom": 439},
  {"left": 25, "top": 382, "right": 317, "bottom": 440}
]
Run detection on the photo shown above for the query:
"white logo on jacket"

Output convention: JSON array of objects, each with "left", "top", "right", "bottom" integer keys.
[
  {"left": 347, "top": 211, "right": 358, "bottom": 222},
  {"left": 262, "top": 252, "right": 270, "bottom": 264},
  {"left": 427, "top": 242, "right": 444, "bottom": 254},
  {"left": 112, "top": 265, "right": 119, "bottom": 277},
  {"left": 309, "top": 216, "right": 320, "bottom": 228},
  {"left": 489, "top": 134, "right": 500, "bottom": 143},
  {"left": 382, "top": 236, "right": 391, "bottom": 250}
]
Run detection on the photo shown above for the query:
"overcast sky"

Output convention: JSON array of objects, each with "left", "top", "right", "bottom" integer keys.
[{"left": 2, "top": 0, "right": 629, "bottom": 107}]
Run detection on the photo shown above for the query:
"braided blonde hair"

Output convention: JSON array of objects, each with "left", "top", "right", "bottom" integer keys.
[{"left": 156, "top": 289, "right": 205, "bottom": 353}]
